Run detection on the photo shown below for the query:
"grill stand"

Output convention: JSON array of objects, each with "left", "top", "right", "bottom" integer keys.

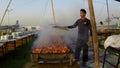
[{"left": 30, "top": 53, "right": 73, "bottom": 66}]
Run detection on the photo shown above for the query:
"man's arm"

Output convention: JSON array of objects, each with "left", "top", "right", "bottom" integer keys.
[
  {"left": 89, "top": 20, "right": 92, "bottom": 42},
  {"left": 88, "top": 19, "right": 92, "bottom": 36},
  {"left": 66, "top": 20, "right": 79, "bottom": 29}
]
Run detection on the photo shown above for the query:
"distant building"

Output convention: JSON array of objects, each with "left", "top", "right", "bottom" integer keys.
[
  {"left": 0, "top": 20, "right": 20, "bottom": 32},
  {"left": 15, "top": 20, "right": 20, "bottom": 28},
  {"left": 118, "top": 22, "right": 120, "bottom": 27},
  {"left": 24, "top": 26, "right": 41, "bottom": 30}
]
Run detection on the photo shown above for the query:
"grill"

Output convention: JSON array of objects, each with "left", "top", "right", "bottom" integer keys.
[{"left": 30, "top": 36, "right": 73, "bottom": 65}]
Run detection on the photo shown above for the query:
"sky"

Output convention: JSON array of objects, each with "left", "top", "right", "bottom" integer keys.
[{"left": 0, "top": 0, "right": 120, "bottom": 26}]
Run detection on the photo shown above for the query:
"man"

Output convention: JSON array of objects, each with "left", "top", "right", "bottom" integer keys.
[
  {"left": 64, "top": 9, "right": 92, "bottom": 66},
  {"left": 100, "top": 21, "right": 105, "bottom": 32}
]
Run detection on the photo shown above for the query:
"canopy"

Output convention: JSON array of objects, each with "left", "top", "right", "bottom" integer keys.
[{"left": 115, "top": 0, "right": 120, "bottom": 2}]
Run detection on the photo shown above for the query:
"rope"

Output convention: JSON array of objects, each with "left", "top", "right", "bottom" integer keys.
[
  {"left": 0, "top": 0, "right": 2, "bottom": 8},
  {"left": 96, "top": 4, "right": 105, "bottom": 22},
  {"left": 40, "top": 0, "right": 49, "bottom": 24}
]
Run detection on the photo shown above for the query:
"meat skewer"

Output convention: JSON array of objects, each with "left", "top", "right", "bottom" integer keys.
[{"left": 32, "top": 36, "right": 70, "bottom": 54}]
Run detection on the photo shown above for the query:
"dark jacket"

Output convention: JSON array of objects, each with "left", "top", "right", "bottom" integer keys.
[{"left": 68, "top": 18, "right": 92, "bottom": 41}]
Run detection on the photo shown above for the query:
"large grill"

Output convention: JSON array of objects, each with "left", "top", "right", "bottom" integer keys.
[{"left": 30, "top": 35, "right": 73, "bottom": 65}]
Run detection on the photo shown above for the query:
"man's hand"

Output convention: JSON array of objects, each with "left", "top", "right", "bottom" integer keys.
[{"left": 89, "top": 36, "right": 92, "bottom": 43}]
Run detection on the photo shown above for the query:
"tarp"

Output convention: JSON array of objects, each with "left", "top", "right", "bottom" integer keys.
[{"left": 104, "top": 35, "right": 120, "bottom": 49}]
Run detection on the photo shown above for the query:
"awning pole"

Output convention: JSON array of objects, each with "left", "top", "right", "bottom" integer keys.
[
  {"left": 106, "top": 0, "right": 110, "bottom": 29},
  {"left": 0, "top": 0, "right": 12, "bottom": 26},
  {"left": 50, "top": 0, "right": 56, "bottom": 24},
  {"left": 88, "top": 0, "right": 100, "bottom": 68}
]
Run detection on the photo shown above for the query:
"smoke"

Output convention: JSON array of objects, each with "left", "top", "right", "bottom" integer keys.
[{"left": 32, "top": 24, "right": 78, "bottom": 51}]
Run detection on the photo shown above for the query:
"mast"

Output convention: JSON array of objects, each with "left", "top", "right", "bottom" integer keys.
[
  {"left": 88, "top": 0, "right": 100, "bottom": 68},
  {"left": 50, "top": 0, "right": 56, "bottom": 24},
  {"left": 0, "top": 0, "right": 13, "bottom": 26}
]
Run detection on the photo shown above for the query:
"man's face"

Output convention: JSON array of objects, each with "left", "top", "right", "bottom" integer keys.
[{"left": 80, "top": 11, "right": 86, "bottom": 18}]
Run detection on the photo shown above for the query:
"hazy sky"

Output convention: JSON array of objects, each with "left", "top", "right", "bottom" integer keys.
[{"left": 0, "top": 0, "right": 120, "bottom": 26}]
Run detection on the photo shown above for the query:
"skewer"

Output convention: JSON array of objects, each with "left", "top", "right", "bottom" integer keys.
[{"left": 52, "top": 25, "right": 69, "bottom": 31}]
